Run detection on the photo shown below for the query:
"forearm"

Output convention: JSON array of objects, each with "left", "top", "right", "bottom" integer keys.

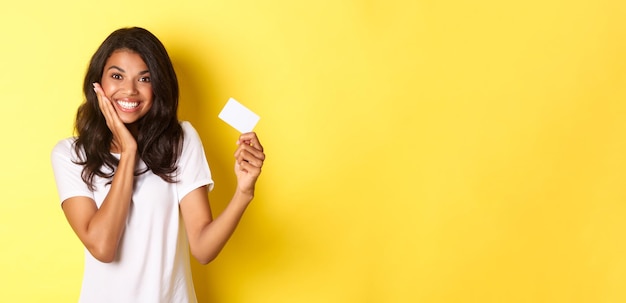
[
  {"left": 185, "top": 131, "right": 265, "bottom": 264},
  {"left": 85, "top": 152, "right": 136, "bottom": 261},
  {"left": 194, "top": 191, "right": 254, "bottom": 264}
]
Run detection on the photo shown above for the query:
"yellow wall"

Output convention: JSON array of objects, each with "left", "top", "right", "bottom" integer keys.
[{"left": 1, "top": 0, "right": 625, "bottom": 302}]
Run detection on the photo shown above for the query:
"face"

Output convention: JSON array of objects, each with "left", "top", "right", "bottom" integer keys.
[{"left": 100, "top": 49, "right": 153, "bottom": 125}]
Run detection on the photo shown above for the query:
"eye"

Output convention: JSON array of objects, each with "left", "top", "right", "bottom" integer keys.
[
  {"left": 139, "top": 76, "right": 151, "bottom": 83},
  {"left": 111, "top": 73, "right": 122, "bottom": 80}
]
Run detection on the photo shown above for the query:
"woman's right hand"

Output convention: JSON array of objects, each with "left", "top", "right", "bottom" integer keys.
[{"left": 93, "top": 83, "right": 137, "bottom": 154}]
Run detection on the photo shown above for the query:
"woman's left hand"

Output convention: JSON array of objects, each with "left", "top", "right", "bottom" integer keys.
[{"left": 234, "top": 132, "right": 265, "bottom": 196}]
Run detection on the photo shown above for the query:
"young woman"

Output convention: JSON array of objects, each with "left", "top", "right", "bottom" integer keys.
[{"left": 51, "top": 27, "right": 265, "bottom": 303}]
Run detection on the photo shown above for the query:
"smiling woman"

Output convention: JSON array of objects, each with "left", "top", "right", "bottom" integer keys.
[{"left": 50, "top": 27, "right": 266, "bottom": 303}]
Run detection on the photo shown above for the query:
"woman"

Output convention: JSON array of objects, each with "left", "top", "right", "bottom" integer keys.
[{"left": 51, "top": 27, "right": 265, "bottom": 302}]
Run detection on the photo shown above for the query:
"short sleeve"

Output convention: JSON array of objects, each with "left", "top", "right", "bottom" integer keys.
[
  {"left": 175, "top": 121, "right": 214, "bottom": 202},
  {"left": 51, "top": 138, "right": 94, "bottom": 205}
]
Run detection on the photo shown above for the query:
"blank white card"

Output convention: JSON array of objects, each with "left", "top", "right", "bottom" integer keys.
[{"left": 218, "top": 98, "right": 260, "bottom": 133}]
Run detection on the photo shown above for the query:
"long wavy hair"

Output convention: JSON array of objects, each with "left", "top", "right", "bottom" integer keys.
[{"left": 74, "top": 27, "right": 183, "bottom": 190}]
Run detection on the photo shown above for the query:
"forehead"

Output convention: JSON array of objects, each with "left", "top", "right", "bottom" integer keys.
[{"left": 105, "top": 49, "right": 149, "bottom": 71}]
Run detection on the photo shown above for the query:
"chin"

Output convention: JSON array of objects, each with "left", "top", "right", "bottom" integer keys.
[
  {"left": 127, "top": 118, "right": 143, "bottom": 123},
  {"left": 118, "top": 117, "right": 139, "bottom": 125}
]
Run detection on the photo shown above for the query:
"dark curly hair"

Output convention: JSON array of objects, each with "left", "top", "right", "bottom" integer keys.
[{"left": 74, "top": 27, "right": 183, "bottom": 190}]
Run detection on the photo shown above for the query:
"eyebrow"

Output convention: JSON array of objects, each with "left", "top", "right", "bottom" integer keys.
[{"left": 107, "top": 65, "right": 150, "bottom": 75}]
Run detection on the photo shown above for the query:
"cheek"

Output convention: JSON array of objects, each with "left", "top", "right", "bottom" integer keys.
[
  {"left": 142, "top": 89, "right": 154, "bottom": 109},
  {"left": 143, "top": 90, "right": 154, "bottom": 103},
  {"left": 100, "top": 79, "right": 116, "bottom": 96}
]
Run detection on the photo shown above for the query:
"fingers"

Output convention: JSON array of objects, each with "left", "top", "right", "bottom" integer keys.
[
  {"left": 235, "top": 133, "right": 265, "bottom": 165},
  {"left": 93, "top": 83, "right": 118, "bottom": 128},
  {"left": 236, "top": 157, "right": 262, "bottom": 175},
  {"left": 236, "top": 148, "right": 264, "bottom": 167},
  {"left": 234, "top": 132, "right": 265, "bottom": 173},
  {"left": 237, "top": 132, "right": 264, "bottom": 152}
]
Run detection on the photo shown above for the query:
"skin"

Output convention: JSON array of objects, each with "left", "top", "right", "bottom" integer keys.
[{"left": 62, "top": 49, "right": 265, "bottom": 264}]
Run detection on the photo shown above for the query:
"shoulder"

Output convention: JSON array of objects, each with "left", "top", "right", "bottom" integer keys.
[
  {"left": 51, "top": 137, "right": 79, "bottom": 159},
  {"left": 177, "top": 121, "right": 208, "bottom": 160},
  {"left": 180, "top": 121, "right": 196, "bottom": 135},
  {"left": 180, "top": 121, "right": 202, "bottom": 143},
  {"left": 51, "top": 137, "right": 84, "bottom": 173}
]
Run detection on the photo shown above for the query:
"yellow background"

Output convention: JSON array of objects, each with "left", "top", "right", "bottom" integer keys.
[{"left": 1, "top": 0, "right": 625, "bottom": 302}]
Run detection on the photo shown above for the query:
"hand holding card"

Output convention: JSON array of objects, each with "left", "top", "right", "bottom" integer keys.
[
  {"left": 220, "top": 98, "right": 265, "bottom": 195},
  {"left": 218, "top": 98, "right": 260, "bottom": 133}
]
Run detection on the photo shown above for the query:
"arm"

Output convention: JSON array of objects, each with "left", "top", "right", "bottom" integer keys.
[
  {"left": 180, "top": 132, "right": 265, "bottom": 264},
  {"left": 62, "top": 83, "right": 137, "bottom": 263},
  {"left": 62, "top": 150, "right": 135, "bottom": 262}
]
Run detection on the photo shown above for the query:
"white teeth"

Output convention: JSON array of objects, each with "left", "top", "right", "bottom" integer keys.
[{"left": 117, "top": 100, "right": 139, "bottom": 109}]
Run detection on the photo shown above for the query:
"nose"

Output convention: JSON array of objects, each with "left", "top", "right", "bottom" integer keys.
[{"left": 121, "top": 79, "right": 138, "bottom": 95}]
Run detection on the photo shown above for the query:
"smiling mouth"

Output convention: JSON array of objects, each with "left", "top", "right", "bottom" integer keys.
[{"left": 117, "top": 100, "right": 140, "bottom": 110}]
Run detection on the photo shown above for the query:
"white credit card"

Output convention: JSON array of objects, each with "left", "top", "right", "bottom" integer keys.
[{"left": 218, "top": 98, "right": 260, "bottom": 133}]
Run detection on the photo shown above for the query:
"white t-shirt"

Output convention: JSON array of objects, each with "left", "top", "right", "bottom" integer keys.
[{"left": 51, "top": 121, "right": 214, "bottom": 303}]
